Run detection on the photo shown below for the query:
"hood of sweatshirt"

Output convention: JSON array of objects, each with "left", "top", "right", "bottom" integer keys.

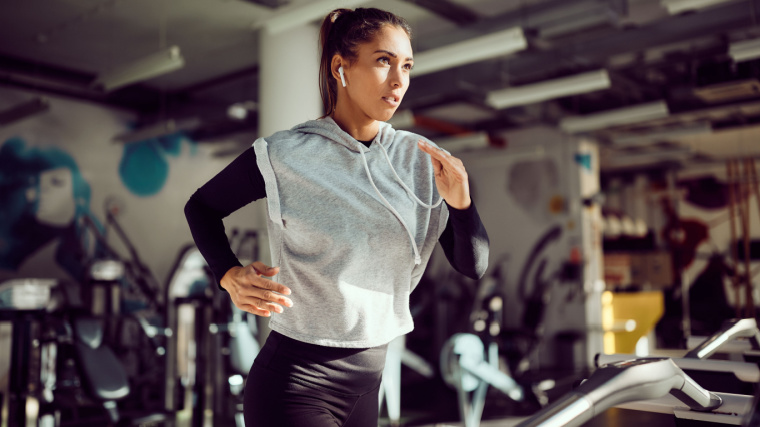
[{"left": 290, "top": 116, "right": 395, "bottom": 153}]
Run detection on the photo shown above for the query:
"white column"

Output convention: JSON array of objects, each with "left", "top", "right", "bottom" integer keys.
[
  {"left": 258, "top": 23, "right": 322, "bottom": 138},
  {"left": 256, "top": 23, "right": 322, "bottom": 344}
]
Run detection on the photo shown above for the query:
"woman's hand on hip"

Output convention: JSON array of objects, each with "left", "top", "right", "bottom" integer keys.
[
  {"left": 417, "top": 139, "right": 471, "bottom": 210},
  {"left": 221, "top": 262, "right": 292, "bottom": 317}
]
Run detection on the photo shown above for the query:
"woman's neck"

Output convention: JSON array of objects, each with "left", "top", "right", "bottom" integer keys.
[{"left": 331, "top": 104, "right": 379, "bottom": 141}]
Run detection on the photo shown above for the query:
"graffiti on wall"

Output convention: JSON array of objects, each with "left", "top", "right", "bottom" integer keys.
[
  {"left": 119, "top": 132, "right": 196, "bottom": 197},
  {"left": 0, "top": 137, "right": 103, "bottom": 279}
]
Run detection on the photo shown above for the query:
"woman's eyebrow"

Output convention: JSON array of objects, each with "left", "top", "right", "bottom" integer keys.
[{"left": 374, "top": 49, "right": 413, "bottom": 62}]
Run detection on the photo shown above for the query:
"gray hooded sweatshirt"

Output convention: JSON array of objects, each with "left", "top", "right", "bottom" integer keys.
[{"left": 252, "top": 116, "right": 449, "bottom": 348}]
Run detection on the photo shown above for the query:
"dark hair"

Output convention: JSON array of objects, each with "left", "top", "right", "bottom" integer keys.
[{"left": 318, "top": 8, "right": 412, "bottom": 117}]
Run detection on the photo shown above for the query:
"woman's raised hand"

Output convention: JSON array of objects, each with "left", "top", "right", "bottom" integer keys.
[
  {"left": 221, "top": 262, "right": 292, "bottom": 317},
  {"left": 417, "top": 139, "right": 471, "bottom": 210}
]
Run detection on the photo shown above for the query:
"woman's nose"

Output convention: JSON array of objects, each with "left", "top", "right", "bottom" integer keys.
[{"left": 390, "top": 68, "right": 404, "bottom": 88}]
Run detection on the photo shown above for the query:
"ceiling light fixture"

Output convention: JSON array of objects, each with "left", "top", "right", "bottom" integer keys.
[
  {"left": 436, "top": 132, "right": 492, "bottom": 153},
  {"left": 729, "top": 38, "right": 760, "bottom": 63},
  {"left": 411, "top": 27, "right": 527, "bottom": 77},
  {"left": 227, "top": 101, "right": 258, "bottom": 120},
  {"left": 92, "top": 46, "right": 185, "bottom": 92},
  {"left": 661, "top": 0, "right": 738, "bottom": 14},
  {"left": 611, "top": 122, "right": 713, "bottom": 146},
  {"left": 560, "top": 101, "right": 670, "bottom": 134},
  {"left": 486, "top": 69, "right": 611, "bottom": 109},
  {"left": 0, "top": 97, "right": 50, "bottom": 126}
]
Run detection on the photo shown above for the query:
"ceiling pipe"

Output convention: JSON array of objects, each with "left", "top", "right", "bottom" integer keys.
[{"left": 388, "top": 109, "right": 507, "bottom": 149}]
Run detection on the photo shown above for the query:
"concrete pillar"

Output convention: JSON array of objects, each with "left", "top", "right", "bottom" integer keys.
[
  {"left": 256, "top": 22, "right": 322, "bottom": 344},
  {"left": 258, "top": 23, "right": 322, "bottom": 138}
]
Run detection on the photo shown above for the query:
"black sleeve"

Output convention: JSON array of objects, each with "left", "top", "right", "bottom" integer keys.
[
  {"left": 438, "top": 201, "right": 490, "bottom": 280},
  {"left": 184, "top": 147, "right": 266, "bottom": 289}
]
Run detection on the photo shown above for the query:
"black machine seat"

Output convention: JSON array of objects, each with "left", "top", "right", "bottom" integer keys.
[
  {"left": 74, "top": 317, "right": 104, "bottom": 348},
  {"left": 73, "top": 317, "right": 130, "bottom": 401}
]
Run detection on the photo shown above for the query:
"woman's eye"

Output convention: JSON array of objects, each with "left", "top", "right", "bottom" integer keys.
[
  {"left": 404, "top": 63, "right": 413, "bottom": 71},
  {"left": 378, "top": 57, "right": 390, "bottom": 65}
]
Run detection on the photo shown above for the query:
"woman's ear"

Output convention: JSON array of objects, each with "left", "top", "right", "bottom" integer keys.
[{"left": 331, "top": 55, "right": 346, "bottom": 88}]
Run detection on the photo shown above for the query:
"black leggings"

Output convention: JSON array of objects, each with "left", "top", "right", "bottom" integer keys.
[{"left": 244, "top": 330, "right": 388, "bottom": 427}]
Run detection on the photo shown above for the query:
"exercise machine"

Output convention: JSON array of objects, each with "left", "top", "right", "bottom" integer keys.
[
  {"left": 516, "top": 357, "right": 722, "bottom": 427},
  {"left": 439, "top": 333, "right": 527, "bottom": 427},
  {"left": 0, "top": 278, "right": 139, "bottom": 426}
]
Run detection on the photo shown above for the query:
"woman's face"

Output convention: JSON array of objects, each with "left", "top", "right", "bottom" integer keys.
[
  {"left": 340, "top": 25, "right": 413, "bottom": 122},
  {"left": 26, "top": 167, "right": 76, "bottom": 227}
]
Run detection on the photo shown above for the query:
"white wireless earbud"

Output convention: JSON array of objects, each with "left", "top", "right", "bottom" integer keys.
[{"left": 338, "top": 66, "right": 346, "bottom": 87}]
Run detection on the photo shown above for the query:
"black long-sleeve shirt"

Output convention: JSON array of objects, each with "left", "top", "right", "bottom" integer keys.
[{"left": 185, "top": 146, "right": 489, "bottom": 287}]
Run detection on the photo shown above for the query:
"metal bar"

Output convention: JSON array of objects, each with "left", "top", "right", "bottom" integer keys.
[
  {"left": 727, "top": 160, "right": 742, "bottom": 316},
  {"left": 742, "top": 159, "right": 755, "bottom": 318}
]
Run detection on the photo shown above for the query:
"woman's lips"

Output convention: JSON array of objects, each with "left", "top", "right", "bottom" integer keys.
[{"left": 382, "top": 96, "right": 399, "bottom": 106}]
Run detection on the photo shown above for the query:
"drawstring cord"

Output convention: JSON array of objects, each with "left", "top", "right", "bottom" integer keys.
[
  {"left": 376, "top": 141, "right": 443, "bottom": 209},
  {"left": 358, "top": 144, "right": 426, "bottom": 265}
]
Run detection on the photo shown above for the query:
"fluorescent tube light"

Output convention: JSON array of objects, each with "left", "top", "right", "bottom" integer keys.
[
  {"left": 252, "top": 0, "right": 371, "bottom": 34},
  {"left": 112, "top": 117, "right": 200, "bottom": 144},
  {"left": 661, "top": 0, "right": 737, "bottom": 14},
  {"left": 0, "top": 97, "right": 50, "bottom": 126},
  {"left": 611, "top": 122, "right": 712, "bottom": 146},
  {"left": 436, "top": 132, "right": 491, "bottom": 153},
  {"left": 227, "top": 101, "right": 258, "bottom": 120},
  {"left": 411, "top": 27, "right": 527, "bottom": 77},
  {"left": 486, "top": 70, "right": 611, "bottom": 109},
  {"left": 93, "top": 46, "right": 185, "bottom": 92},
  {"left": 729, "top": 38, "right": 760, "bottom": 62},
  {"left": 559, "top": 101, "right": 670, "bottom": 134}
]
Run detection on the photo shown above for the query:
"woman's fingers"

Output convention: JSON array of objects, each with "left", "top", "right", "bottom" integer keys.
[
  {"left": 224, "top": 263, "right": 294, "bottom": 317},
  {"left": 239, "top": 303, "right": 271, "bottom": 317},
  {"left": 417, "top": 140, "right": 466, "bottom": 178},
  {"left": 247, "top": 263, "right": 291, "bottom": 295},
  {"left": 240, "top": 285, "right": 293, "bottom": 309},
  {"left": 417, "top": 139, "right": 471, "bottom": 209}
]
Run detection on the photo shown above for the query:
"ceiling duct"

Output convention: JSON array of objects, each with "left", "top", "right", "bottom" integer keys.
[
  {"left": 560, "top": 101, "right": 670, "bottom": 134},
  {"left": 610, "top": 122, "right": 713, "bottom": 146},
  {"left": 694, "top": 79, "right": 760, "bottom": 103}
]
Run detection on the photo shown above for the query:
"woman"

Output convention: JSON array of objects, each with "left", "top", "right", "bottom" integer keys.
[{"left": 185, "top": 7, "right": 489, "bottom": 426}]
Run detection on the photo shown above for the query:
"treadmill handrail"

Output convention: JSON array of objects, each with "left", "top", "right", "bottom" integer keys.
[
  {"left": 597, "top": 353, "right": 760, "bottom": 383},
  {"left": 685, "top": 318, "right": 760, "bottom": 359},
  {"left": 516, "top": 358, "right": 722, "bottom": 427}
]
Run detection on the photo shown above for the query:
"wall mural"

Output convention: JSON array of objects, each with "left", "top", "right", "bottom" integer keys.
[
  {"left": 0, "top": 136, "right": 103, "bottom": 281},
  {"left": 118, "top": 132, "right": 196, "bottom": 197}
]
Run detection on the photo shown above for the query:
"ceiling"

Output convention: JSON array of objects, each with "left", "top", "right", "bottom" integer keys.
[{"left": 1, "top": 0, "right": 760, "bottom": 170}]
